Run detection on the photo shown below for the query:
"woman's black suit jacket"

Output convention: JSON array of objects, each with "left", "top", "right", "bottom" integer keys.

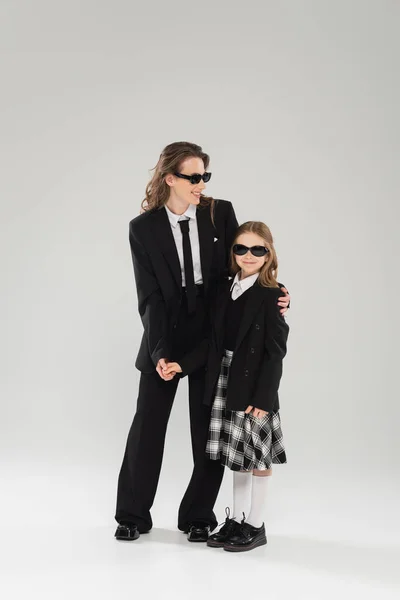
[
  {"left": 129, "top": 200, "right": 238, "bottom": 373},
  {"left": 179, "top": 279, "right": 289, "bottom": 413}
]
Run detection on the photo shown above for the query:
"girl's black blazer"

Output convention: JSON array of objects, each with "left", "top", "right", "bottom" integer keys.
[{"left": 179, "top": 279, "right": 289, "bottom": 413}]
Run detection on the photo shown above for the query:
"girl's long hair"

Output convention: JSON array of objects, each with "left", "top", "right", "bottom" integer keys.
[
  {"left": 230, "top": 221, "right": 279, "bottom": 288},
  {"left": 141, "top": 141, "right": 214, "bottom": 213}
]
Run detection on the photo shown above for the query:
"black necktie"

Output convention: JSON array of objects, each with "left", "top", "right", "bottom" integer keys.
[{"left": 179, "top": 219, "right": 196, "bottom": 314}]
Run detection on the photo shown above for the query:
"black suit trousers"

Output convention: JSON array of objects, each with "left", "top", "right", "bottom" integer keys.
[{"left": 115, "top": 292, "right": 224, "bottom": 532}]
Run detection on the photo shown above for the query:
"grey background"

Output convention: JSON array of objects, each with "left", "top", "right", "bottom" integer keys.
[{"left": 0, "top": 1, "right": 399, "bottom": 592}]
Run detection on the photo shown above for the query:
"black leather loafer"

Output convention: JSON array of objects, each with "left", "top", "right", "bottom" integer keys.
[
  {"left": 114, "top": 524, "right": 140, "bottom": 541},
  {"left": 187, "top": 523, "right": 210, "bottom": 542},
  {"left": 207, "top": 508, "right": 239, "bottom": 548},
  {"left": 223, "top": 522, "right": 267, "bottom": 552}
]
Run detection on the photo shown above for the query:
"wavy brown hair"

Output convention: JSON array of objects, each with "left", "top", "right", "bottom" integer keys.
[
  {"left": 230, "top": 221, "right": 279, "bottom": 288},
  {"left": 141, "top": 141, "right": 214, "bottom": 213}
]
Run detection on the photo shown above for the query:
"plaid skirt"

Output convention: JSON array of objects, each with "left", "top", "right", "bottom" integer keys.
[{"left": 205, "top": 350, "right": 287, "bottom": 471}]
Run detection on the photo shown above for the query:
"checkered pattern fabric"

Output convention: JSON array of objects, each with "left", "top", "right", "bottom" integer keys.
[{"left": 206, "top": 350, "right": 287, "bottom": 471}]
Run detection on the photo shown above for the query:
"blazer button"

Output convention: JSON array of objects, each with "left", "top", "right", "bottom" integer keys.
[
  {"left": 255, "top": 324, "right": 260, "bottom": 330},
  {"left": 244, "top": 369, "right": 249, "bottom": 377}
]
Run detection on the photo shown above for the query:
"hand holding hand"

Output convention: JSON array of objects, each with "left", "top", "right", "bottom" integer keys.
[
  {"left": 162, "top": 362, "right": 183, "bottom": 378},
  {"left": 156, "top": 358, "right": 175, "bottom": 381}
]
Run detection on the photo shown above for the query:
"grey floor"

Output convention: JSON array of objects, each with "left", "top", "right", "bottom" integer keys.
[{"left": 1, "top": 464, "right": 399, "bottom": 600}]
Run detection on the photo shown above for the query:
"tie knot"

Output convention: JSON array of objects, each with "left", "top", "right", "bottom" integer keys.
[{"left": 179, "top": 219, "right": 190, "bottom": 234}]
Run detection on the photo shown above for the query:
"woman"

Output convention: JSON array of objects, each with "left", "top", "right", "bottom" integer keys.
[{"left": 114, "top": 142, "right": 290, "bottom": 543}]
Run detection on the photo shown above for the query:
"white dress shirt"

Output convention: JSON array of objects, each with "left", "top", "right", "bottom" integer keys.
[
  {"left": 165, "top": 203, "right": 203, "bottom": 286},
  {"left": 230, "top": 271, "right": 259, "bottom": 300}
]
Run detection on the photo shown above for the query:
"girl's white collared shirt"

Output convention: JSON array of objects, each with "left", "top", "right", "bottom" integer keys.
[
  {"left": 165, "top": 203, "right": 203, "bottom": 286},
  {"left": 230, "top": 272, "right": 259, "bottom": 301}
]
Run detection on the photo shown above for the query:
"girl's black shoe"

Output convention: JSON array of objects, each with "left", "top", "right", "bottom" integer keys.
[
  {"left": 223, "top": 520, "right": 267, "bottom": 552},
  {"left": 207, "top": 508, "right": 239, "bottom": 548}
]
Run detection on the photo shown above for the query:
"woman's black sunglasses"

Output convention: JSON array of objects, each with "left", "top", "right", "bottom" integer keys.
[
  {"left": 174, "top": 172, "right": 212, "bottom": 185},
  {"left": 233, "top": 244, "right": 269, "bottom": 257}
]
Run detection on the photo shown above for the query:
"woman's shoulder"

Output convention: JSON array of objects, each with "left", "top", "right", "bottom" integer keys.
[
  {"left": 129, "top": 207, "right": 159, "bottom": 231},
  {"left": 214, "top": 199, "right": 232, "bottom": 208},
  {"left": 199, "top": 198, "right": 233, "bottom": 216},
  {"left": 214, "top": 199, "right": 234, "bottom": 216}
]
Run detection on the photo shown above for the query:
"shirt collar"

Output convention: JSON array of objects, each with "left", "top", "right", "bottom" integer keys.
[
  {"left": 165, "top": 203, "right": 197, "bottom": 229},
  {"left": 230, "top": 271, "right": 259, "bottom": 294}
]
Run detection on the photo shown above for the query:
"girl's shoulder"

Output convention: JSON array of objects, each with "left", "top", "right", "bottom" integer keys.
[
  {"left": 255, "top": 283, "right": 283, "bottom": 309},
  {"left": 219, "top": 279, "right": 282, "bottom": 296},
  {"left": 256, "top": 286, "right": 288, "bottom": 326},
  {"left": 258, "top": 284, "right": 282, "bottom": 297}
]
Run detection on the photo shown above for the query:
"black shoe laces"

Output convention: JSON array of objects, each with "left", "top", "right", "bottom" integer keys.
[
  {"left": 237, "top": 512, "right": 252, "bottom": 538},
  {"left": 217, "top": 507, "right": 238, "bottom": 535}
]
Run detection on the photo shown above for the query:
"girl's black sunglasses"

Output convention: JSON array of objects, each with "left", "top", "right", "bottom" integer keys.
[
  {"left": 233, "top": 244, "right": 269, "bottom": 257},
  {"left": 174, "top": 172, "right": 212, "bottom": 185}
]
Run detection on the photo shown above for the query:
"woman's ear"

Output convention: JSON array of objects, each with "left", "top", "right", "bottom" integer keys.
[{"left": 165, "top": 174, "right": 175, "bottom": 187}]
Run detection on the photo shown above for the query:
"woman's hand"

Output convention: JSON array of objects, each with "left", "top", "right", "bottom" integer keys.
[
  {"left": 245, "top": 405, "right": 269, "bottom": 419},
  {"left": 278, "top": 287, "right": 290, "bottom": 315},
  {"left": 162, "top": 362, "right": 183, "bottom": 379}
]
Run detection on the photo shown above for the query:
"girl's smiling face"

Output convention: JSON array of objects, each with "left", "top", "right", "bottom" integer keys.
[{"left": 234, "top": 232, "right": 269, "bottom": 278}]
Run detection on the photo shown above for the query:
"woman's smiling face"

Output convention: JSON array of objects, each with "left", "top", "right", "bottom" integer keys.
[{"left": 167, "top": 157, "right": 207, "bottom": 206}]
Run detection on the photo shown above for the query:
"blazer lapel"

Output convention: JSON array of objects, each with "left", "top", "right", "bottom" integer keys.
[
  {"left": 234, "top": 285, "right": 265, "bottom": 352},
  {"left": 150, "top": 207, "right": 182, "bottom": 289},
  {"left": 196, "top": 204, "right": 217, "bottom": 292}
]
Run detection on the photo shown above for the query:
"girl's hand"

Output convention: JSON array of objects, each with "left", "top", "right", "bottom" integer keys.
[
  {"left": 245, "top": 405, "right": 269, "bottom": 419},
  {"left": 162, "top": 362, "right": 183, "bottom": 377},
  {"left": 278, "top": 287, "right": 290, "bottom": 315}
]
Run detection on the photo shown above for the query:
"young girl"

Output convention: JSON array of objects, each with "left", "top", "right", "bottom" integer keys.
[{"left": 164, "top": 221, "right": 289, "bottom": 552}]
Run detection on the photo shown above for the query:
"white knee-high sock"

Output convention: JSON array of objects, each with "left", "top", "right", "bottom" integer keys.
[
  {"left": 246, "top": 474, "right": 270, "bottom": 528},
  {"left": 233, "top": 471, "right": 252, "bottom": 522}
]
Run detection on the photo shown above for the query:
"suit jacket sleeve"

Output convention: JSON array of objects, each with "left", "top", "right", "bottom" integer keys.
[
  {"left": 129, "top": 221, "right": 171, "bottom": 366},
  {"left": 225, "top": 201, "right": 239, "bottom": 247},
  {"left": 252, "top": 288, "right": 289, "bottom": 413},
  {"left": 177, "top": 278, "right": 229, "bottom": 376},
  {"left": 177, "top": 338, "right": 210, "bottom": 377},
  {"left": 223, "top": 202, "right": 239, "bottom": 276}
]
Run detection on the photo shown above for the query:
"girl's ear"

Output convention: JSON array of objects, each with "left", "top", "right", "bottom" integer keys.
[{"left": 165, "top": 174, "right": 175, "bottom": 187}]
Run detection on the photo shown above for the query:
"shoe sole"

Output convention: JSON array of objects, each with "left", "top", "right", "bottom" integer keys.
[
  {"left": 223, "top": 538, "right": 267, "bottom": 552},
  {"left": 115, "top": 534, "right": 140, "bottom": 541},
  {"left": 206, "top": 540, "right": 225, "bottom": 548}
]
